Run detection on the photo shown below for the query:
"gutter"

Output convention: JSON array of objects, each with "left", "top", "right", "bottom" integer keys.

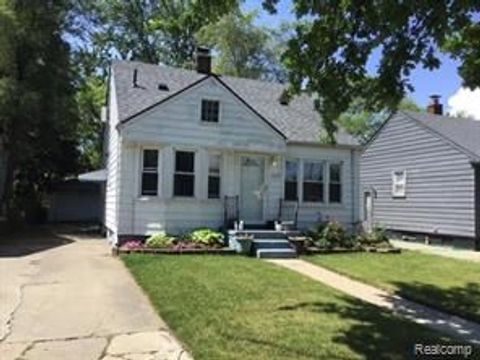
[
  {"left": 472, "top": 162, "right": 480, "bottom": 251},
  {"left": 350, "top": 149, "right": 356, "bottom": 232},
  {"left": 287, "top": 140, "right": 362, "bottom": 150}
]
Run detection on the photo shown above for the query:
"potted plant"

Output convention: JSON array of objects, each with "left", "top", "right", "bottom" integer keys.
[{"left": 236, "top": 233, "right": 254, "bottom": 254}]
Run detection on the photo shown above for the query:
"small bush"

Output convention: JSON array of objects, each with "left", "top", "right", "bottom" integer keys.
[
  {"left": 357, "top": 227, "right": 391, "bottom": 248},
  {"left": 145, "top": 232, "right": 176, "bottom": 248},
  {"left": 306, "top": 222, "right": 327, "bottom": 241},
  {"left": 190, "top": 228, "right": 225, "bottom": 247},
  {"left": 322, "top": 221, "right": 346, "bottom": 244},
  {"left": 313, "top": 220, "right": 358, "bottom": 249}
]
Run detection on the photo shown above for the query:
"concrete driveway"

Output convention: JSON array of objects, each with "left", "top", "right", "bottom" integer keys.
[{"left": 0, "top": 227, "right": 191, "bottom": 360}]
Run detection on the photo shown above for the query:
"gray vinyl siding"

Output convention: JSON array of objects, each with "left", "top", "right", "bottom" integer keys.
[{"left": 361, "top": 113, "right": 476, "bottom": 238}]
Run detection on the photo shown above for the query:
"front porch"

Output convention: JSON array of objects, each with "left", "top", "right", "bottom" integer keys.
[{"left": 228, "top": 228, "right": 301, "bottom": 259}]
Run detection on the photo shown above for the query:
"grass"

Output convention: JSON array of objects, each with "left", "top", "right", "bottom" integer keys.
[
  {"left": 122, "top": 254, "right": 453, "bottom": 360},
  {"left": 305, "top": 251, "right": 480, "bottom": 323}
]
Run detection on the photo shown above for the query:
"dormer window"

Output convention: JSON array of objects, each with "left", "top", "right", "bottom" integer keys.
[{"left": 201, "top": 99, "right": 219, "bottom": 123}]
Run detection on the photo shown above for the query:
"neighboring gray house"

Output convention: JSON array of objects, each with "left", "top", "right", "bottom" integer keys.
[
  {"left": 361, "top": 109, "right": 480, "bottom": 250},
  {"left": 104, "top": 50, "right": 362, "bottom": 244}
]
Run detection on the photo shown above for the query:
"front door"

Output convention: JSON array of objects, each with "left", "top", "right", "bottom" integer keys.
[
  {"left": 240, "top": 156, "right": 265, "bottom": 223},
  {"left": 363, "top": 191, "right": 374, "bottom": 232}
]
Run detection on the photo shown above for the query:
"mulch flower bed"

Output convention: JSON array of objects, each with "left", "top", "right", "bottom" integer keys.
[
  {"left": 114, "top": 247, "right": 236, "bottom": 256},
  {"left": 113, "top": 240, "right": 236, "bottom": 256}
]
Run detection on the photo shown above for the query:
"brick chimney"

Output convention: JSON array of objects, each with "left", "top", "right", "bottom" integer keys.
[
  {"left": 427, "top": 95, "right": 443, "bottom": 115},
  {"left": 196, "top": 47, "right": 211, "bottom": 74}
]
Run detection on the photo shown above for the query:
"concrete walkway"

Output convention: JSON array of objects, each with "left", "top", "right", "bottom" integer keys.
[
  {"left": 390, "top": 240, "right": 480, "bottom": 263},
  {"left": 0, "top": 228, "right": 192, "bottom": 360},
  {"left": 268, "top": 259, "right": 480, "bottom": 345}
]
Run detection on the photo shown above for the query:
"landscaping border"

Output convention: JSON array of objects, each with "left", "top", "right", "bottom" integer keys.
[
  {"left": 114, "top": 247, "right": 236, "bottom": 256},
  {"left": 305, "top": 247, "right": 401, "bottom": 255}
]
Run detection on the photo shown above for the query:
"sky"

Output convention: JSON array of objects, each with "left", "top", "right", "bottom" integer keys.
[{"left": 243, "top": 0, "right": 480, "bottom": 119}]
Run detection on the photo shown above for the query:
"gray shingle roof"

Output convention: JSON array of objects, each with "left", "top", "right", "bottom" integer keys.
[
  {"left": 403, "top": 111, "right": 480, "bottom": 161},
  {"left": 112, "top": 60, "right": 359, "bottom": 147}
]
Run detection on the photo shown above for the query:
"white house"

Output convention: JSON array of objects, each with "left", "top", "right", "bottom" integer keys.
[{"left": 105, "top": 50, "right": 361, "bottom": 244}]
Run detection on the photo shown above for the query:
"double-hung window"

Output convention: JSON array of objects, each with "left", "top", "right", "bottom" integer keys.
[
  {"left": 392, "top": 170, "right": 407, "bottom": 198},
  {"left": 208, "top": 154, "right": 221, "bottom": 199},
  {"left": 201, "top": 100, "right": 220, "bottom": 123},
  {"left": 284, "top": 160, "right": 298, "bottom": 201},
  {"left": 303, "top": 162, "right": 324, "bottom": 202},
  {"left": 141, "top": 149, "right": 158, "bottom": 196},
  {"left": 329, "top": 163, "right": 342, "bottom": 203},
  {"left": 174, "top": 151, "right": 195, "bottom": 197}
]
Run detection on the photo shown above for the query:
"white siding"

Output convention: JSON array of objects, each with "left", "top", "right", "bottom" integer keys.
[
  {"left": 105, "top": 74, "right": 121, "bottom": 238},
  {"left": 112, "top": 77, "right": 360, "bottom": 236},
  {"left": 361, "top": 113, "right": 476, "bottom": 238},
  {"left": 121, "top": 78, "right": 285, "bottom": 154}
]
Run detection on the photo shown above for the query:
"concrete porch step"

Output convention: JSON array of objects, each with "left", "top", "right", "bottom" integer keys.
[
  {"left": 253, "top": 239, "right": 292, "bottom": 250},
  {"left": 230, "top": 230, "right": 301, "bottom": 239},
  {"left": 256, "top": 248, "right": 297, "bottom": 259}
]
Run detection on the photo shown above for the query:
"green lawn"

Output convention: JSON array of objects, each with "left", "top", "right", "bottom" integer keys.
[
  {"left": 305, "top": 251, "right": 480, "bottom": 322},
  {"left": 122, "top": 255, "right": 452, "bottom": 360}
]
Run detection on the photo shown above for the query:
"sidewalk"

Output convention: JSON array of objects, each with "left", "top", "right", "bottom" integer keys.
[
  {"left": 268, "top": 259, "right": 480, "bottom": 345},
  {"left": 390, "top": 240, "right": 480, "bottom": 262}
]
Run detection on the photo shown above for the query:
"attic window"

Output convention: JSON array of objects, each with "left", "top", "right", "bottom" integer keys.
[
  {"left": 158, "top": 83, "right": 169, "bottom": 91},
  {"left": 201, "top": 100, "right": 220, "bottom": 123}
]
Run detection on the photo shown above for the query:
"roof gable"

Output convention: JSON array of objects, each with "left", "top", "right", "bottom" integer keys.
[
  {"left": 403, "top": 111, "right": 480, "bottom": 161},
  {"left": 364, "top": 111, "right": 480, "bottom": 162},
  {"left": 111, "top": 60, "right": 359, "bottom": 147}
]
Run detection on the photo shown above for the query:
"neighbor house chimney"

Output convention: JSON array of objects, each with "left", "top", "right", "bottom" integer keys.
[
  {"left": 427, "top": 95, "right": 443, "bottom": 115},
  {"left": 132, "top": 68, "right": 139, "bottom": 88},
  {"left": 196, "top": 47, "right": 211, "bottom": 74}
]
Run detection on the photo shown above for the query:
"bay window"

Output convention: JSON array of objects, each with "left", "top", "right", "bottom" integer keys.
[
  {"left": 208, "top": 154, "right": 221, "bottom": 199},
  {"left": 174, "top": 151, "right": 195, "bottom": 197},
  {"left": 329, "top": 163, "right": 342, "bottom": 203},
  {"left": 303, "top": 162, "right": 324, "bottom": 202},
  {"left": 284, "top": 160, "right": 298, "bottom": 201}
]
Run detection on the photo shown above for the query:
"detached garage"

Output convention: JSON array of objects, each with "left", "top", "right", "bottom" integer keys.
[{"left": 47, "top": 170, "right": 106, "bottom": 224}]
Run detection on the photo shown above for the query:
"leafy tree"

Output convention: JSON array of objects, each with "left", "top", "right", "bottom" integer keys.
[
  {"left": 76, "top": 0, "right": 239, "bottom": 71},
  {"left": 196, "top": 10, "right": 287, "bottom": 81},
  {"left": 67, "top": 1, "right": 240, "bottom": 171},
  {"left": 339, "top": 98, "right": 423, "bottom": 143},
  {"left": 75, "top": 75, "right": 106, "bottom": 170},
  {"left": 0, "top": 0, "right": 80, "bottom": 223},
  {"left": 150, "top": 0, "right": 240, "bottom": 67},
  {"left": 263, "top": 0, "right": 480, "bottom": 141}
]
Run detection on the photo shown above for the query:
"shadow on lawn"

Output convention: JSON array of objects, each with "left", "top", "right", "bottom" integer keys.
[
  {"left": 277, "top": 296, "right": 452, "bottom": 360},
  {"left": 391, "top": 281, "right": 480, "bottom": 323}
]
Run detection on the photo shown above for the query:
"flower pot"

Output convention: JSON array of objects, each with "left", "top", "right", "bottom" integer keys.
[{"left": 236, "top": 236, "right": 253, "bottom": 255}]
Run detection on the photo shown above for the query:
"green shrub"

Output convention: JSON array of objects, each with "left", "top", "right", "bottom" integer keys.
[
  {"left": 190, "top": 228, "right": 225, "bottom": 247},
  {"left": 306, "top": 222, "right": 327, "bottom": 241},
  {"left": 145, "top": 232, "right": 176, "bottom": 248},
  {"left": 321, "top": 221, "right": 348, "bottom": 247},
  {"left": 316, "top": 236, "right": 334, "bottom": 249},
  {"left": 357, "top": 227, "right": 391, "bottom": 247}
]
